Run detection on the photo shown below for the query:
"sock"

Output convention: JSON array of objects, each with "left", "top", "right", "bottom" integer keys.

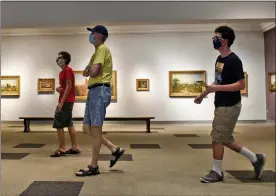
[
  {"left": 213, "top": 159, "right": 222, "bottom": 176},
  {"left": 240, "top": 147, "right": 258, "bottom": 163}
]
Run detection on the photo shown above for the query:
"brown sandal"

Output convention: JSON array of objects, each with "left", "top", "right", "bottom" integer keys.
[{"left": 50, "top": 149, "right": 66, "bottom": 157}]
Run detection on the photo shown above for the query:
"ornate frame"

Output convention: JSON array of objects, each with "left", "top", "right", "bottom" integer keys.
[
  {"left": 136, "top": 79, "right": 150, "bottom": 91},
  {"left": 268, "top": 72, "right": 276, "bottom": 92},
  {"left": 1, "top": 75, "right": 20, "bottom": 97},
  {"left": 169, "top": 70, "right": 206, "bottom": 97},
  {"left": 37, "top": 78, "right": 55, "bottom": 93}
]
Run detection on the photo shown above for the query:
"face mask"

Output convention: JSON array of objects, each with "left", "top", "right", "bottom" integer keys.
[
  {"left": 213, "top": 36, "right": 222, "bottom": 50},
  {"left": 89, "top": 34, "right": 94, "bottom": 44}
]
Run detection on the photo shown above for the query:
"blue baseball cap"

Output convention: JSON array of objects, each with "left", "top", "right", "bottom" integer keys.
[{"left": 87, "top": 25, "right": 108, "bottom": 38}]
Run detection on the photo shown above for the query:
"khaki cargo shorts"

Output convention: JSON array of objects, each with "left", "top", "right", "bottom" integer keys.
[{"left": 211, "top": 102, "right": 241, "bottom": 144}]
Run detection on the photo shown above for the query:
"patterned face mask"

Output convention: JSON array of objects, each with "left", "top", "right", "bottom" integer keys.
[
  {"left": 89, "top": 34, "right": 95, "bottom": 44},
  {"left": 212, "top": 36, "right": 223, "bottom": 50}
]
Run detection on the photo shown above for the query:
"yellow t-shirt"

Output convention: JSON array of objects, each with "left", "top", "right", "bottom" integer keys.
[{"left": 88, "top": 44, "right": 112, "bottom": 86}]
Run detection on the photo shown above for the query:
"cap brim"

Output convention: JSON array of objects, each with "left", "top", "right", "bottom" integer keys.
[{"left": 87, "top": 27, "right": 94, "bottom": 32}]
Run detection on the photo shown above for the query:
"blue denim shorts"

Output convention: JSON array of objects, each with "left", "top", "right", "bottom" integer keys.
[{"left": 83, "top": 85, "right": 111, "bottom": 126}]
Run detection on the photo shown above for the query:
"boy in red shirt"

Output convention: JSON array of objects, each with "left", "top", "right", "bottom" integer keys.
[{"left": 50, "top": 51, "right": 81, "bottom": 157}]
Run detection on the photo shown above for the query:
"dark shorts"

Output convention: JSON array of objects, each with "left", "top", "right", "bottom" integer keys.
[{"left": 52, "top": 102, "right": 74, "bottom": 129}]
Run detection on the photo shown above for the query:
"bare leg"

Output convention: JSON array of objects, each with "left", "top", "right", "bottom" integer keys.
[
  {"left": 102, "top": 135, "right": 117, "bottom": 153},
  {"left": 90, "top": 126, "right": 102, "bottom": 168},
  {"left": 57, "top": 128, "right": 66, "bottom": 151},
  {"left": 83, "top": 124, "right": 93, "bottom": 137},
  {"left": 68, "top": 126, "right": 78, "bottom": 150},
  {"left": 224, "top": 141, "right": 257, "bottom": 162},
  {"left": 213, "top": 142, "right": 224, "bottom": 160},
  {"left": 83, "top": 124, "right": 117, "bottom": 153},
  {"left": 212, "top": 141, "right": 224, "bottom": 176},
  {"left": 223, "top": 141, "right": 242, "bottom": 153}
]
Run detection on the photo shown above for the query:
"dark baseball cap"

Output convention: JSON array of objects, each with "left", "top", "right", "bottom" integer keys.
[{"left": 87, "top": 25, "right": 108, "bottom": 37}]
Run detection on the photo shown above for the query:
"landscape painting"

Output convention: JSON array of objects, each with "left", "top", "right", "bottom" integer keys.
[
  {"left": 241, "top": 72, "right": 248, "bottom": 96},
  {"left": 74, "top": 71, "right": 89, "bottom": 101},
  {"left": 1, "top": 76, "right": 20, "bottom": 97},
  {"left": 136, "top": 79, "right": 149, "bottom": 91},
  {"left": 74, "top": 70, "right": 117, "bottom": 101},
  {"left": 169, "top": 71, "right": 206, "bottom": 97},
  {"left": 268, "top": 72, "right": 276, "bottom": 92},
  {"left": 37, "top": 78, "right": 55, "bottom": 93}
]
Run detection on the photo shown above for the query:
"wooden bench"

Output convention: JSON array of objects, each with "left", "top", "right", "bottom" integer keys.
[{"left": 19, "top": 117, "right": 155, "bottom": 133}]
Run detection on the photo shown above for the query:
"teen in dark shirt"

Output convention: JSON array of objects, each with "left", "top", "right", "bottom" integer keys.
[
  {"left": 194, "top": 26, "right": 266, "bottom": 183},
  {"left": 214, "top": 52, "right": 244, "bottom": 107}
]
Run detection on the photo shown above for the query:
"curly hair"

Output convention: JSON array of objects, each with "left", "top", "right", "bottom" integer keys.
[
  {"left": 214, "top": 26, "right": 236, "bottom": 47},
  {"left": 58, "top": 51, "right": 71, "bottom": 65}
]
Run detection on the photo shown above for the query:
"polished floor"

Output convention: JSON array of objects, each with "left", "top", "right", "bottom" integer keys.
[{"left": 1, "top": 122, "right": 275, "bottom": 196}]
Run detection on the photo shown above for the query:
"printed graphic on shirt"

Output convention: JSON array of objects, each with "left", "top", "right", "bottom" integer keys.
[{"left": 215, "top": 62, "right": 224, "bottom": 85}]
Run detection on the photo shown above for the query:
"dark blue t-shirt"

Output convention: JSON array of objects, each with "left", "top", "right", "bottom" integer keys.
[{"left": 214, "top": 52, "right": 244, "bottom": 107}]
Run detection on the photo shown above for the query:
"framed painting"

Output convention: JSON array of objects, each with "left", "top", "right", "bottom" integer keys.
[
  {"left": 241, "top": 72, "right": 248, "bottom": 96},
  {"left": 111, "top": 70, "right": 117, "bottom": 100},
  {"left": 74, "top": 70, "right": 117, "bottom": 101},
  {"left": 169, "top": 70, "right": 207, "bottom": 97},
  {"left": 37, "top": 78, "right": 55, "bottom": 93},
  {"left": 74, "top": 71, "right": 89, "bottom": 101},
  {"left": 268, "top": 72, "right": 276, "bottom": 92},
  {"left": 1, "top": 75, "right": 20, "bottom": 97},
  {"left": 136, "top": 79, "right": 150, "bottom": 91}
]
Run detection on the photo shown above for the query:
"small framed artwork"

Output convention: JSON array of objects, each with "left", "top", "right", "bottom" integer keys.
[
  {"left": 1, "top": 75, "right": 20, "bottom": 97},
  {"left": 111, "top": 70, "right": 117, "bottom": 100},
  {"left": 37, "top": 78, "right": 55, "bottom": 93},
  {"left": 136, "top": 79, "right": 150, "bottom": 91},
  {"left": 169, "top": 70, "right": 207, "bottom": 97},
  {"left": 268, "top": 72, "right": 276, "bottom": 92},
  {"left": 74, "top": 70, "right": 118, "bottom": 101},
  {"left": 241, "top": 72, "right": 248, "bottom": 96}
]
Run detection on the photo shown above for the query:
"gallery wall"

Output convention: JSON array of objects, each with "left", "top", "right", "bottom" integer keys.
[
  {"left": 264, "top": 27, "right": 276, "bottom": 122},
  {"left": 1, "top": 27, "right": 267, "bottom": 122}
]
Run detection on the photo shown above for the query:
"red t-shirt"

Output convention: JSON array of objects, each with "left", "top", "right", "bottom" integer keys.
[{"left": 58, "top": 66, "right": 75, "bottom": 103}]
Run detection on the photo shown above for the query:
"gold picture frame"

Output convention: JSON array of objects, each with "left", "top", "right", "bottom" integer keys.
[
  {"left": 136, "top": 79, "right": 150, "bottom": 91},
  {"left": 241, "top": 72, "right": 248, "bottom": 96},
  {"left": 268, "top": 72, "right": 276, "bottom": 92},
  {"left": 169, "top": 70, "right": 207, "bottom": 97},
  {"left": 111, "top": 70, "right": 117, "bottom": 100},
  {"left": 74, "top": 70, "right": 89, "bottom": 101},
  {"left": 37, "top": 78, "right": 55, "bottom": 93},
  {"left": 74, "top": 70, "right": 117, "bottom": 101},
  {"left": 1, "top": 75, "right": 20, "bottom": 97}
]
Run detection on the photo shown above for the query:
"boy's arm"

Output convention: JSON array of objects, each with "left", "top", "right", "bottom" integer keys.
[
  {"left": 199, "top": 81, "right": 215, "bottom": 97},
  {"left": 83, "top": 65, "right": 91, "bottom": 77}
]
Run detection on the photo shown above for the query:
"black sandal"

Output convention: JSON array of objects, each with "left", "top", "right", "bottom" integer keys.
[
  {"left": 110, "top": 147, "right": 125, "bottom": 168},
  {"left": 75, "top": 165, "right": 100, "bottom": 177},
  {"left": 50, "top": 149, "right": 66, "bottom": 157},
  {"left": 65, "top": 148, "right": 81, "bottom": 154}
]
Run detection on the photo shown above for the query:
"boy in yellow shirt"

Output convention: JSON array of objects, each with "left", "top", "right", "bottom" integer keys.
[{"left": 76, "top": 25, "right": 125, "bottom": 176}]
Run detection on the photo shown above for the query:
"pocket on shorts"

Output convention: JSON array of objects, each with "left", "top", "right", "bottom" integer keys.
[
  {"left": 215, "top": 106, "right": 234, "bottom": 117},
  {"left": 100, "top": 86, "right": 111, "bottom": 105}
]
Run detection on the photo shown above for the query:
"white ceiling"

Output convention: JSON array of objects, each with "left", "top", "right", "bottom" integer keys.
[{"left": 1, "top": 1, "right": 275, "bottom": 29}]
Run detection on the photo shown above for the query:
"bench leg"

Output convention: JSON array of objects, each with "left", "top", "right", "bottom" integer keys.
[
  {"left": 146, "top": 120, "right": 151, "bottom": 133},
  {"left": 23, "top": 119, "right": 31, "bottom": 133}
]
